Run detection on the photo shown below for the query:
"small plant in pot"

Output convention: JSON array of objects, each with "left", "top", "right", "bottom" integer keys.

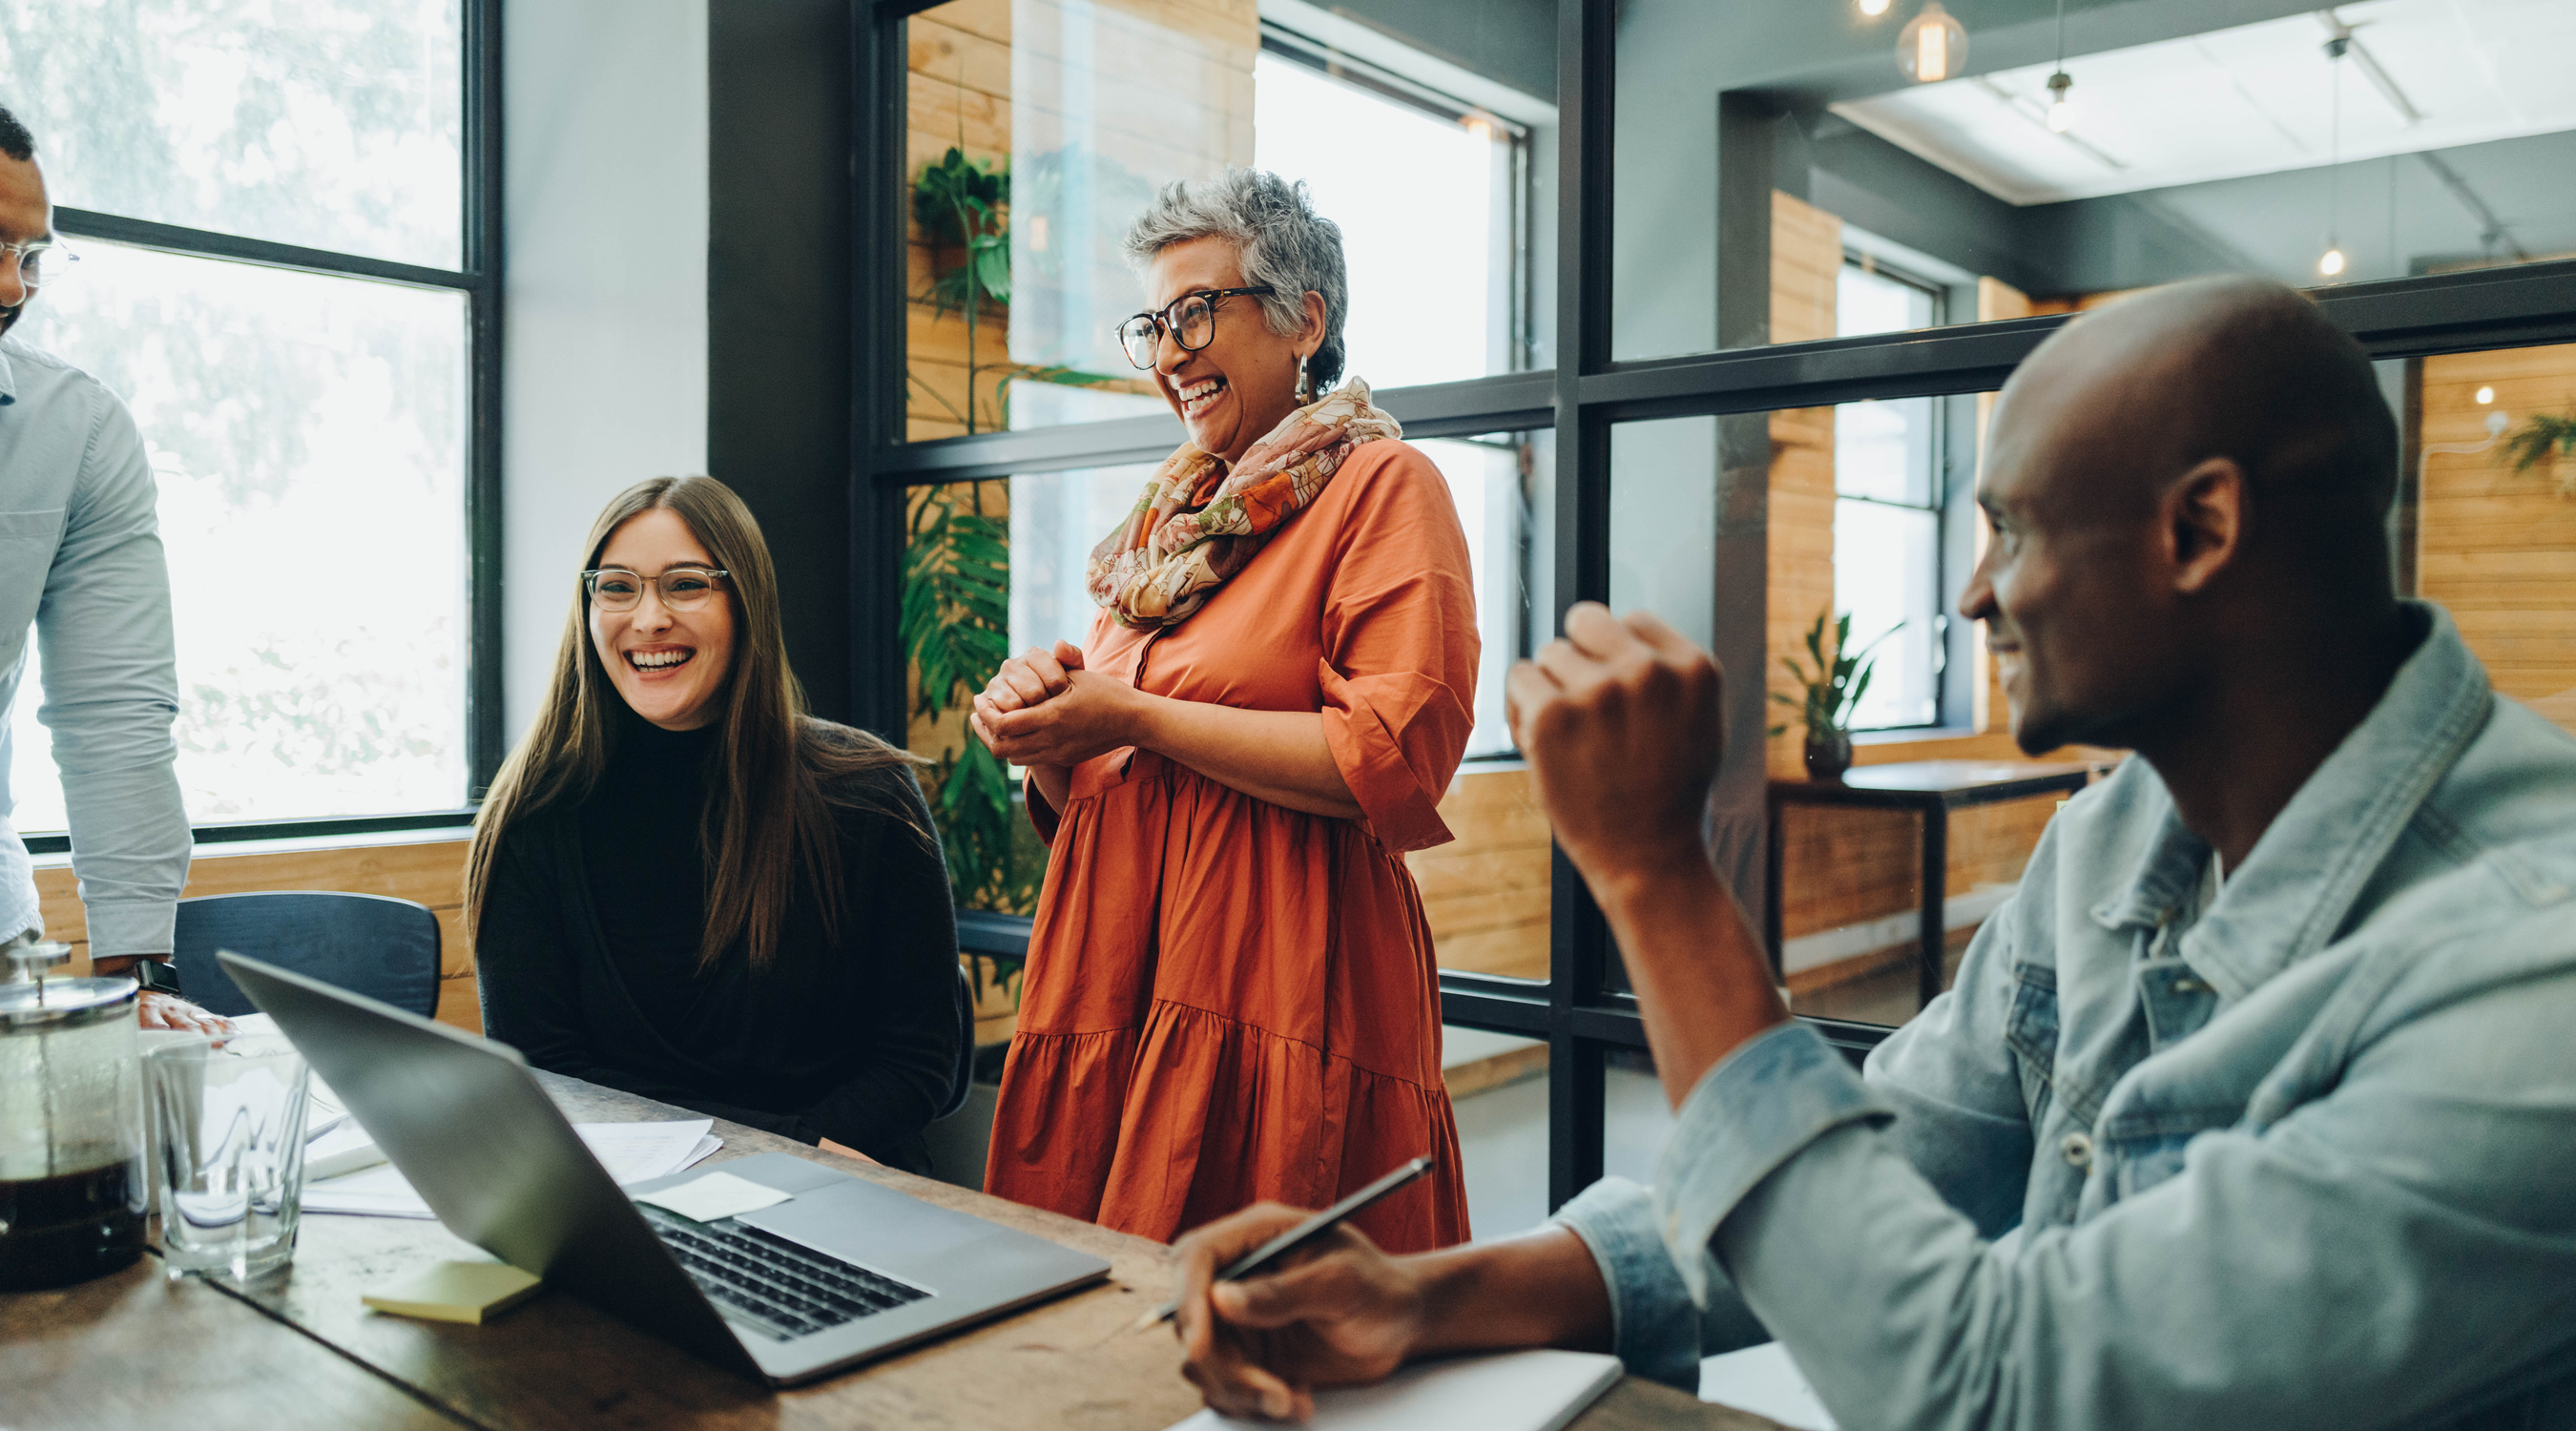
[
  {"left": 2501, "top": 405, "right": 2576, "bottom": 499},
  {"left": 1772, "top": 611, "right": 1900, "bottom": 781}
]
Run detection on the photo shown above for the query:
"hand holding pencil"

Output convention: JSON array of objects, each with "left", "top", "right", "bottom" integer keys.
[{"left": 1161, "top": 1157, "right": 1438, "bottom": 1423}]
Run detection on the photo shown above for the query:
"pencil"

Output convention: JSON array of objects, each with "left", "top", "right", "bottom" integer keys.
[{"left": 1129, "top": 1155, "right": 1435, "bottom": 1336}]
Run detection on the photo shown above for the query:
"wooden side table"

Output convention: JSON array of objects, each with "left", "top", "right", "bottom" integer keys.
[{"left": 1766, "top": 759, "right": 2103, "bottom": 1012}]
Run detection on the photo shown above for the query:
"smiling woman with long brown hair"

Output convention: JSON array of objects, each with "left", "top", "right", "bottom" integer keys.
[{"left": 466, "top": 475, "right": 963, "bottom": 1171}]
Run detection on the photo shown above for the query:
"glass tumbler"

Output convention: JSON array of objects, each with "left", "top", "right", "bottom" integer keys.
[{"left": 145, "top": 1034, "right": 311, "bottom": 1281}]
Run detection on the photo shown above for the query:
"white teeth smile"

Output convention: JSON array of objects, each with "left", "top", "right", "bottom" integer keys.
[
  {"left": 1177, "top": 376, "right": 1227, "bottom": 416},
  {"left": 628, "top": 650, "right": 692, "bottom": 671}
]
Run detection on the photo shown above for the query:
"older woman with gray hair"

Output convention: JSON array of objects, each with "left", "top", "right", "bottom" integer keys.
[{"left": 968, "top": 168, "right": 1476, "bottom": 1253}]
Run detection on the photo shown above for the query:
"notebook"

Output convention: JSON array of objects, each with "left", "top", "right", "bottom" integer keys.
[{"left": 1164, "top": 1349, "right": 1623, "bottom": 1431}]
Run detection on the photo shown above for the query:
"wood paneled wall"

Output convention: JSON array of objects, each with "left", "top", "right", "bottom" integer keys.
[
  {"left": 1405, "top": 767, "right": 1551, "bottom": 983},
  {"left": 2418, "top": 343, "right": 2576, "bottom": 731},
  {"left": 34, "top": 838, "right": 481, "bottom": 1032},
  {"left": 1775, "top": 797, "right": 2057, "bottom": 944}
]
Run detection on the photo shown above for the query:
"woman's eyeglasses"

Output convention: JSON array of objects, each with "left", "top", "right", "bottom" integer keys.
[
  {"left": 1114, "top": 286, "right": 1276, "bottom": 370},
  {"left": 582, "top": 566, "right": 730, "bottom": 612}
]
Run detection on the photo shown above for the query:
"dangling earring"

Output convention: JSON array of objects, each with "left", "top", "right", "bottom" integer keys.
[{"left": 1295, "top": 353, "right": 1313, "bottom": 404}]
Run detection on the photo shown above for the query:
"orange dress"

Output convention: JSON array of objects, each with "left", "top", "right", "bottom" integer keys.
[{"left": 983, "top": 440, "right": 1477, "bottom": 1253}]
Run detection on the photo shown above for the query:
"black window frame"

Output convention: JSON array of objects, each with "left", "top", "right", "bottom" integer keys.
[
  {"left": 854, "top": 0, "right": 2576, "bottom": 1211},
  {"left": 18, "top": 0, "right": 503, "bottom": 859}
]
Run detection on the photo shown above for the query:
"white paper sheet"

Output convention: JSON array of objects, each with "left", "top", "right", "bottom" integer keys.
[
  {"left": 634, "top": 1170, "right": 793, "bottom": 1222},
  {"left": 1164, "top": 1350, "right": 1622, "bottom": 1431},
  {"left": 305, "top": 1120, "right": 389, "bottom": 1181},
  {"left": 302, "top": 1120, "right": 720, "bottom": 1219}
]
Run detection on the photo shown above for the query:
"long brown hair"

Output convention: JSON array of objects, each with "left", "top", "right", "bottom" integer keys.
[{"left": 466, "top": 476, "right": 926, "bottom": 972}]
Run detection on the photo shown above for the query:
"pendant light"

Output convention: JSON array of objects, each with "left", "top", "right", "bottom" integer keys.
[
  {"left": 2319, "top": 34, "right": 2348, "bottom": 278},
  {"left": 1859, "top": 0, "right": 1891, "bottom": 15},
  {"left": 2044, "top": 0, "right": 2075, "bottom": 133},
  {"left": 1899, "top": 3, "right": 1968, "bottom": 84}
]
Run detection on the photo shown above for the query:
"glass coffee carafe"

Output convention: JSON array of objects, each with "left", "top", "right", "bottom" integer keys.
[{"left": 0, "top": 943, "right": 147, "bottom": 1291}]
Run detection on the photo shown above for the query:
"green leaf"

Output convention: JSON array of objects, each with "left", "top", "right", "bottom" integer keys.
[
  {"left": 1841, "top": 662, "right": 1875, "bottom": 724},
  {"left": 903, "top": 482, "right": 1041, "bottom": 916}
]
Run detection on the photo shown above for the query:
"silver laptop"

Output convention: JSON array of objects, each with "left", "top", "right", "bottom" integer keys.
[{"left": 219, "top": 951, "right": 1109, "bottom": 1387}]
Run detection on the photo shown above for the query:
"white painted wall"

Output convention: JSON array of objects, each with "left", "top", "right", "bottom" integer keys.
[{"left": 502, "top": 0, "right": 709, "bottom": 745}]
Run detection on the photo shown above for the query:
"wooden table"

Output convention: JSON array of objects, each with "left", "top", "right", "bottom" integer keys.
[
  {"left": 1766, "top": 758, "right": 2104, "bottom": 1011},
  {"left": 4, "top": 1072, "right": 1787, "bottom": 1430}
]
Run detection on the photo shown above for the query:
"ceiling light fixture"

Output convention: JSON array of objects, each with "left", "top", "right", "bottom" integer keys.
[
  {"left": 2316, "top": 10, "right": 2422, "bottom": 127},
  {"left": 2476, "top": 386, "right": 2496, "bottom": 405},
  {"left": 1899, "top": 2, "right": 1967, "bottom": 84},
  {"left": 1859, "top": 0, "right": 1891, "bottom": 16},
  {"left": 2045, "top": 0, "right": 2075, "bottom": 133},
  {"left": 2318, "top": 34, "right": 2347, "bottom": 279}
]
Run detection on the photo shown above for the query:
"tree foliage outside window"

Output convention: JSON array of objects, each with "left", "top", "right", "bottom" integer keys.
[
  {"left": 0, "top": 0, "right": 463, "bottom": 266},
  {"left": 0, "top": 2, "right": 472, "bottom": 831},
  {"left": 6, "top": 243, "right": 470, "bottom": 832}
]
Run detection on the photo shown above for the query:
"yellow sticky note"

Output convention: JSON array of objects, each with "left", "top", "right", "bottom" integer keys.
[{"left": 362, "top": 1260, "right": 544, "bottom": 1325}]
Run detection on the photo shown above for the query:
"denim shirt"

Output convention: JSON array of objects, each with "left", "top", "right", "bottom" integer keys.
[
  {"left": 1554, "top": 603, "right": 2576, "bottom": 1431},
  {"left": 0, "top": 335, "right": 188, "bottom": 955}
]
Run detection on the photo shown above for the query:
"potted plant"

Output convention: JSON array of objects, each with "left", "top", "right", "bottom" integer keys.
[
  {"left": 1772, "top": 611, "right": 1899, "bottom": 781},
  {"left": 2501, "top": 406, "right": 2576, "bottom": 498},
  {"left": 901, "top": 483, "right": 1036, "bottom": 1020}
]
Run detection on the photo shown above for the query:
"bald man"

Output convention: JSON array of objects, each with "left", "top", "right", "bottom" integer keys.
[{"left": 1166, "top": 278, "right": 2576, "bottom": 1430}]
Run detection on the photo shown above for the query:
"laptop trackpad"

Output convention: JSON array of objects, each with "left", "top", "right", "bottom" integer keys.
[{"left": 733, "top": 1176, "right": 991, "bottom": 1275}]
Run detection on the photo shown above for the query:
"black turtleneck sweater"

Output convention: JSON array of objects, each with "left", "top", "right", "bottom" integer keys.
[{"left": 475, "top": 711, "right": 960, "bottom": 1172}]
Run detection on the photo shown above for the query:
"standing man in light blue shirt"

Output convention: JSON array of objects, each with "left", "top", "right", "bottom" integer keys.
[
  {"left": 1163, "top": 278, "right": 2576, "bottom": 1428},
  {"left": 0, "top": 104, "right": 217, "bottom": 1031}
]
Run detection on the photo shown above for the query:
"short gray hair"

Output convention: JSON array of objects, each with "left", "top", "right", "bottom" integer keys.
[{"left": 1122, "top": 167, "right": 1349, "bottom": 392}]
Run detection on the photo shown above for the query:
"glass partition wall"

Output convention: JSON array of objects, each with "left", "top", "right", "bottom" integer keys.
[{"left": 858, "top": 0, "right": 2576, "bottom": 1209}]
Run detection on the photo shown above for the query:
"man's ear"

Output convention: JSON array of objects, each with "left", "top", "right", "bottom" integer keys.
[{"left": 2165, "top": 457, "right": 2245, "bottom": 595}]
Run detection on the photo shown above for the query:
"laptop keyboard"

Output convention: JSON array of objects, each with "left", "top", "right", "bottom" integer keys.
[{"left": 643, "top": 1208, "right": 932, "bottom": 1341}]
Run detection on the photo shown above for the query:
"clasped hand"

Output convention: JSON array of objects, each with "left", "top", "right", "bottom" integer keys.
[{"left": 966, "top": 641, "right": 1141, "bottom": 770}]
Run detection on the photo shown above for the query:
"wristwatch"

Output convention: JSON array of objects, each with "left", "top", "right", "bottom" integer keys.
[{"left": 130, "top": 958, "right": 186, "bottom": 998}]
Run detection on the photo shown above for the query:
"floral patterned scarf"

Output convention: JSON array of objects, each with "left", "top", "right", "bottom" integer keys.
[{"left": 1087, "top": 378, "right": 1401, "bottom": 629}]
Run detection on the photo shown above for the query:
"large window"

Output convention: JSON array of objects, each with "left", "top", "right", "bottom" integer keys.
[
  {"left": 863, "top": 0, "right": 2576, "bottom": 1209},
  {"left": 0, "top": 0, "right": 495, "bottom": 838},
  {"left": 1834, "top": 260, "right": 1945, "bottom": 731}
]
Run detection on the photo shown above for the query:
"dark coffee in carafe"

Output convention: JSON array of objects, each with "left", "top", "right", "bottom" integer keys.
[{"left": 0, "top": 1154, "right": 146, "bottom": 1291}]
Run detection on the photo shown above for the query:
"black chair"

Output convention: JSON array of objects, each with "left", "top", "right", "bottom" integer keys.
[
  {"left": 173, "top": 891, "right": 443, "bottom": 1020},
  {"left": 935, "top": 963, "right": 976, "bottom": 1122}
]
